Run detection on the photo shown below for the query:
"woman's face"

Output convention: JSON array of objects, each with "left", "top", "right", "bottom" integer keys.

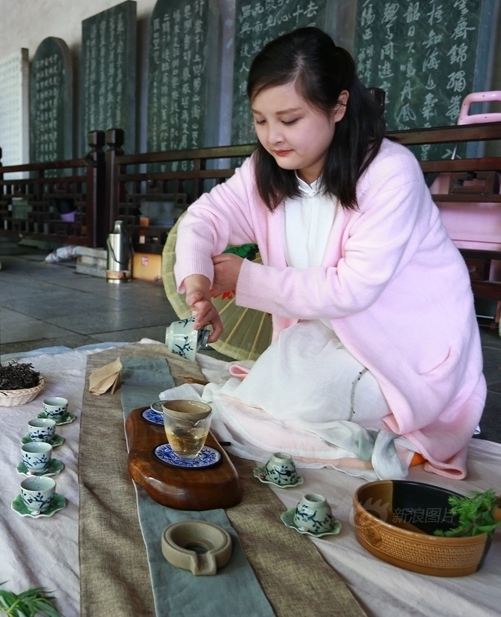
[{"left": 251, "top": 81, "right": 347, "bottom": 184}]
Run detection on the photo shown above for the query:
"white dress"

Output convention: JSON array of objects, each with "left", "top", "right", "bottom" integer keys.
[{"left": 228, "top": 176, "right": 390, "bottom": 430}]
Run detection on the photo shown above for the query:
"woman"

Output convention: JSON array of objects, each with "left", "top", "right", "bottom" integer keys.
[{"left": 173, "top": 27, "right": 485, "bottom": 479}]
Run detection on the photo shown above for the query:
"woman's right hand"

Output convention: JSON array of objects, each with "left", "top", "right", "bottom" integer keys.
[{"left": 183, "top": 274, "right": 223, "bottom": 342}]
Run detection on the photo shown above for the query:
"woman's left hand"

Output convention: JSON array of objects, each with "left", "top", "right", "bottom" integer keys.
[{"left": 211, "top": 253, "right": 244, "bottom": 297}]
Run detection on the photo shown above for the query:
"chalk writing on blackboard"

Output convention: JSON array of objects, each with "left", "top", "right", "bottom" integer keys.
[
  {"left": 147, "top": 0, "right": 220, "bottom": 164},
  {"left": 232, "top": 0, "right": 329, "bottom": 145},
  {"left": 80, "top": 0, "right": 136, "bottom": 154},
  {"left": 354, "top": 0, "right": 488, "bottom": 160},
  {"left": 30, "top": 38, "right": 73, "bottom": 163}
]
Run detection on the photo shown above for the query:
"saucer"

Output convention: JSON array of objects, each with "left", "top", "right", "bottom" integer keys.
[
  {"left": 253, "top": 466, "right": 304, "bottom": 489},
  {"left": 38, "top": 411, "right": 76, "bottom": 425},
  {"left": 142, "top": 402, "right": 164, "bottom": 426},
  {"left": 280, "top": 508, "right": 342, "bottom": 538},
  {"left": 154, "top": 443, "right": 222, "bottom": 469},
  {"left": 22, "top": 433, "right": 65, "bottom": 448},
  {"left": 11, "top": 493, "right": 66, "bottom": 518},
  {"left": 17, "top": 458, "right": 65, "bottom": 477}
]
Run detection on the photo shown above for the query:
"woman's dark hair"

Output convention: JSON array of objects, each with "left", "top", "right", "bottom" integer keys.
[{"left": 247, "top": 27, "right": 385, "bottom": 211}]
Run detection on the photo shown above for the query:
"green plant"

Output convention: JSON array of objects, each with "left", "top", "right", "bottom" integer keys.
[
  {"left": 0, "top": 584, "right": 61, "bottom": 617},
  {"left": 434, "top": 489, "right": 501, "bottom": 537},
  {"left": 223, "top": 243, "right": 258, "bottom": 260}
]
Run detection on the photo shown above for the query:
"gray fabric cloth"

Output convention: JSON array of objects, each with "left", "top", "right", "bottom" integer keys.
[
  {"left": 79, "top": 347, "right": 159, "bottom": 617},
  {"left": 120, "top": 355, "right": 276, "bottom": 617}
]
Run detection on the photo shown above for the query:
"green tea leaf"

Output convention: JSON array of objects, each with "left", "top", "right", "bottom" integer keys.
[
  {"left": 434, "top": 489, "right": 501, "bottom": 538},
  {"left": 0, "top": 584, "right": 61, "bottom": 617}
]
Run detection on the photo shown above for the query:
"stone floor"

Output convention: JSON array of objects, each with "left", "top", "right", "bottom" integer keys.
[{"left": 1, "top": 250, "right": 499, "bottom": 443}]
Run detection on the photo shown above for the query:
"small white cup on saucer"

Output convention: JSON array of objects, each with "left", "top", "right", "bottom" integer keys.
[
  {"left": 20, "top": 476, "right": 56, "bottom": 514},
  {"left": 27, "top": 418, "right": 56, "bottom": 442},
  {"left": 21, "top": 441, "right": 53, "bottom": 473},
  {"left": 263, "top": 452, "right": 301, "bottom": 487},
  {"left": 165, "top": 317, "right": 210, "bottom": 362},
  {"left": 293, "top": 493, "right": 334, "bottom": 535},
  {"left": 43, "top": 397, "right": 68, "bottom": 420}
]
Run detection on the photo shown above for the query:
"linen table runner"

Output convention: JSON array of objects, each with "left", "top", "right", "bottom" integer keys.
[{"left": 79, "top": 344, "right": 367, "bottom": 617}]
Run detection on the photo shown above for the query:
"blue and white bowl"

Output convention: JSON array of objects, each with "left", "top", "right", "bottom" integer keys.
[
  {"left": 21, "top": 441, "right": 52, "bottom": 472},
  {"left": 43, "top": 396, "right": 68, "bottom": 420},
  {"left": 293, "top": 493, "right": 334, "bottom": 534},
  {"left": 263, "top": 452, "right": 301, "bottom": 487},
  {"left": 20, "top": 476, "right": 55, "bottom": 514},
  {"left": 165, "top": 317, "right": 210, "bottom": 362},
  {"left": 27, "top": 417, "right": 56, "bottom": 442}
]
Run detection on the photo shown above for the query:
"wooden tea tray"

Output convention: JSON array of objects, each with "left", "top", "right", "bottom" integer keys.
[{"left": 125, "top": 407, "right": 242, "bottom": 510}]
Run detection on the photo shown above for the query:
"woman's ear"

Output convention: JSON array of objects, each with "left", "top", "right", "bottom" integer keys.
[{"left": 333, "top": 90, "right": 349, "bottom": 123}]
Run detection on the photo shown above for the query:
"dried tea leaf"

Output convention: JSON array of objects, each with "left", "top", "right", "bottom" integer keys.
[{"left": 0, "top": 362, "right": 40, "bottom": 390}]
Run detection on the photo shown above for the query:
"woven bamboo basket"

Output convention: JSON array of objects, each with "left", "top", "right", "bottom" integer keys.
[
  {"left": 354, "top": 480, "right": 495, "bottom": 577},
  {"left": 0, "top": 377, "right": 46, "bottom": 407}
]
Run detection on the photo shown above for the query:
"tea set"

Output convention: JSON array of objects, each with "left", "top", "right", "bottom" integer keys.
[
  {"left": 37, "top": 396, "right": 77, "bottom": 425},
  {"left": 157, "top": 397, "right": 340, "bottom": 539},
  {"left": 156, "top": 401, "right": 340, "bottom": 575},
  {"left": 150, "top": 399, "right": 224, "bottom": 470},
  {"left": 253, "top": 452, "right": 304, "bottom": 488},
  {"left": 165, "top": 316, "right": 210, "bottom": 362},
  {"left": 253, "top": 451, "right": 342, "bottom": 538},
  {"left": 11, "top": 396, "right": 71, "bottom": 518}
]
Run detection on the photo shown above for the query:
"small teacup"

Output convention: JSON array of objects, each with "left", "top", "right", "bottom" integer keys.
[
  {"left": 165, "top": 317, "right": 210, "bottom": 362},
  {"left": 21, "top": 441, "right": 52, "bottom": 472},
  {"left": 264, "top": 452, "right": 300, "bottom": 486},
  {"left": 293, "top": 493, "right": 334, "bottom": 535},
  {"left": 162, "top": 400, "right": 212, "bottom": 459},
  {"left": 20, "top": 476, "right": 56, "bottom": 514},
  {"left": 27, "top": 418, "right": 56, "bottom": 442},
  {"left": 43, "top": 396, "right": 68, "bottom": 420}
]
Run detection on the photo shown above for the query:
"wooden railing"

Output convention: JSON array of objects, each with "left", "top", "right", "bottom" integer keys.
[
  {"left": 0, "top": 131, "right": 106, "bottom": 248},
  {"left": 105, "top": 128, "right": 255, "bottom": 254},
  {"left": 1, "top": 123, "right": 501, "bottom": 314}
]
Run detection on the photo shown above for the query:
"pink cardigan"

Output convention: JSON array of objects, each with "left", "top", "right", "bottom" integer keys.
[{"left": 175, "top": 139, "right": 486, "bottom": 478}]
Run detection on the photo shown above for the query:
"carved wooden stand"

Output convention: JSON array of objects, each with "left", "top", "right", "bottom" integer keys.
[{"left": 125, "top": 407, "right": 242, "bottom": 510}]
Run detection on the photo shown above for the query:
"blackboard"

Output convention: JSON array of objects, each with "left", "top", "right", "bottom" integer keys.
[
  {"left": 30, "top": 37, "right": 73, "bottom": 162},
  {"left": 80, "top": 0, "right": 136, "bottom": 155},
  {"left": 231, "top": 0, "right": 338, "bottom": 145},
  {"left": 354, "top": 0, "right": 499, "bottom": 160},
  {"left": 147, "top": 0, "right": 221, "bottom": 159}
]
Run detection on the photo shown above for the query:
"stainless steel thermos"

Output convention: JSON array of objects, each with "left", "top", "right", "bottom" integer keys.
[{"left": 106, "top": 220, "right": 131, "bottom": 283}]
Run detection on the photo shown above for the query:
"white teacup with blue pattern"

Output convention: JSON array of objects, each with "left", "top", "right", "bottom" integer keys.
[
  {"left": 293, "top": 493, "right": 334, "bottom": 534},
  {"left": 165, "top": 317, "right": 210, "bottom": 362},
  {"left": 21, "top": 441, "right": 52, "bottom": 472},
  {"left": 27, "top": 418, "right": 56, "bottom": 442},
  {"left": 20, "top": 476, "right": 55, "bottom": 514},
  {"left": 43, "top": 396, "right": 68, "bottom": 420},
  {"left": 264, "top": 452, "right": 301, "bottom": 486}
]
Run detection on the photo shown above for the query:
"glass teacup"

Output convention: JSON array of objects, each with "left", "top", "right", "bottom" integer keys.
[{"left": 161, "top": 400, "right": 212, "bottom": 459}]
